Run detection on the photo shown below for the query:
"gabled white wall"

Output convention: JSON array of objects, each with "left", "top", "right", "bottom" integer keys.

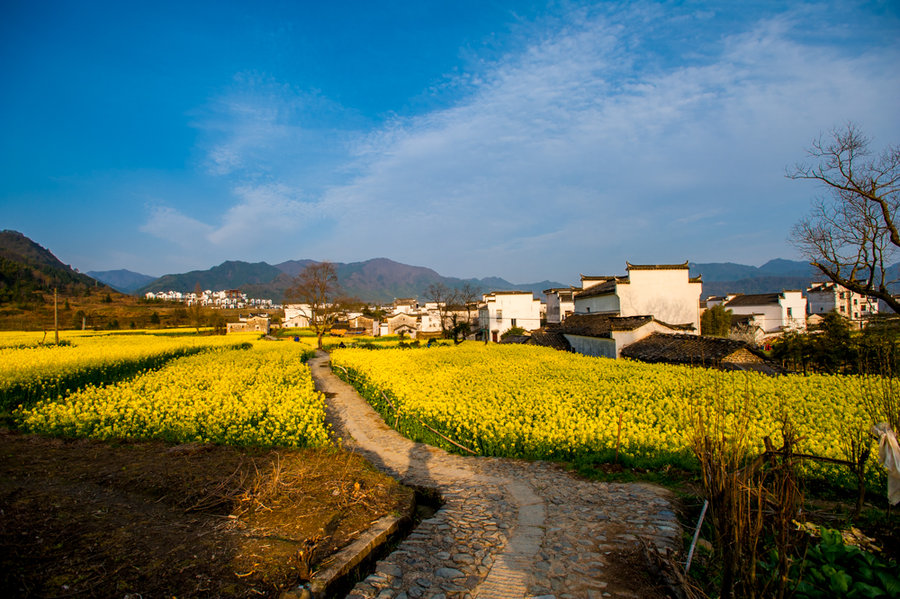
[
  {"left": 573, "top": 266, "right": 701, "bottom": 331},
  {"left": 619, "top": 269, "right": 701, "bottom": 329},
  {"left": 479, "top": 292, "right": 543, "bottom": 341},
  {"left": 575, "top": 292, "right": 620, "bottom": 315}
]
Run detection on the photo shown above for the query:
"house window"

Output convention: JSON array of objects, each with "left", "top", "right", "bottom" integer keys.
[
  {"left": 787, "top": 307, "right": 793, "bottom": 318},
  {"left": 496, "top": 310, "right": 502, "bottom": 322},
  {"left": 511, "top": 318, "right": 517, "bottom": 328},
  {"left": 586, "top": 307, "right": 591, "bottom": 313}
]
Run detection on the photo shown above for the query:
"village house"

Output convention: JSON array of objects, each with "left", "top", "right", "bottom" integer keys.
[
  {"left": 392, "top": 298, "right": 418, "bottom": 315},
  {"left": 226, "top": 315, "right": 270, "bottom": 334},
  {"left": 348, "top": 315, "right": 378, "bottom": 336},
  {"left": 479, "top": 291, "right": 543, "bottom": 342},
  {"left": 557, "top": 313, "right": 694, "bottom": 359},
  {"left": 806, "top": 282, "right": 879, "bottom": 323},
  {"left": 385, "top": 312, "right": 418, "bottom": 337},
  {"left": 723, "top": 291, "right": 807, "bottom": 335},
  {"left": 418, "top": 302, "right": 446, "bottom": 334},
  {"left": 573, "top": 262, "right": 703, "bottom": 332},
  {"left": 543, "top": 287, "right": 577, "bottom": 324},
  {"left": 283, "top": 304, "right": 312, "bottom": 328}
]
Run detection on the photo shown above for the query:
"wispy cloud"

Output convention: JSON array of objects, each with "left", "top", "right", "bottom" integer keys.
[
  {"left": 141, "top": 2, "right": 900, "bottom": 281},
  {"left": 140, "top": 206, "right": 215, "bottom": 246},
  {"left": 310, "top": 5, "right": 900, "bottom": 279}
]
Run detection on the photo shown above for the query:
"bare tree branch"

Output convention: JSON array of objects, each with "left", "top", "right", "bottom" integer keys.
[{"left": 789, "top": 124, "right": 900, "bottom": 313}]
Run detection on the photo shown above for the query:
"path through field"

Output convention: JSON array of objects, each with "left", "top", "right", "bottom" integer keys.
[{"left": 309, "top": 352, "right": 681, "bottom": 599}]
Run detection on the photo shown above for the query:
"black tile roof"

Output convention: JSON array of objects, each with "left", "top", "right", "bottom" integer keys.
[
  {"left": 574, "top": 278, "right": 622, "bottom": 299},
  {"left": 725, "top": 293, "right": 782, "bottom": 307},
  {"left": 620, "top": 333, "right": 781, "bottom": 374},
  {"left": 626, "top": 261, "right": 690, "bottom": 270},
  {"left": 559, "top": 313, "right": 693, "bottom": 337},
  {"left": 526, "top": 330, "right": 572, "bottom": 351}
]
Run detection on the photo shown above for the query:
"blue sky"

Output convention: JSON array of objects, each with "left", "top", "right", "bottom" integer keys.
[{"left": 2, "top": 1, "right": 899, "bottom": 284}]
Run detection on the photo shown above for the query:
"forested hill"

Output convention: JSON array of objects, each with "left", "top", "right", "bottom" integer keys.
[{"left": 0, "top": 230, "right": 103, "bottom": 304}]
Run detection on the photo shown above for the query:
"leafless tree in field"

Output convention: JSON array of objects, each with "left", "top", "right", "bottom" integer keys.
[
  {"left": 425, "top": 282, "right": 455, "bottom": 338},
  {"left": 790, "top": 123, "right": 900, "bottom": 313},
  {"left": 286, "top": 262, "right": 341, "bottom": 350},
  {"left": 426, "top": 281, "right": 482, "bottom": 341}
]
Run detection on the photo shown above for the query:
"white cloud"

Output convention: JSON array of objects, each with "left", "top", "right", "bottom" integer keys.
[
  {"left": 209, "top": 183, "right": 323, "bottom": 245},
  {"left": 309, "top": 5, "right": 900, "bottom": 280},
  {"left": 142, "top": 3, "right": 900, "bottom": 282},
  {"left": 140, "top": 206, "right": 215, "bottom": 247}
]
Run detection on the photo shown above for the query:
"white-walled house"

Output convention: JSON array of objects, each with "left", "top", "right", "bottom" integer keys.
[
  {"left": 806, "top": 282, "right": 879, "bottom": 322},
  {"left": 724, "top": 291, "right": 807, "bottom": 334},
  {"left": 418, "top": 305, "right": 444, "bottom": 333},
  {"left": 393, "top": 298, "right": 418, "bottom": 315},
  {"left": 573, "top": 262, "right": 702, "bottom": 332},
  {"left": 479, "top": 291, "right": 543, "bottom": 342},
  {"left": 543, "top": 287, "right": 578, "bottom": 324},
  {"left": 283, "top": 304, "right": 312, "bottom": 328}
]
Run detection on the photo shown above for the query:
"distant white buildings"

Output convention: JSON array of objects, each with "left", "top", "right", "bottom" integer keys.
[
  {"left": 722, "top": 291, "right": 807, "bottom": 335},
  {"left": 144, "top": 288, "right": 276, "bottom": 310},
  {"left": 806, "top": 282, "right": 879, "bottom": 322}
]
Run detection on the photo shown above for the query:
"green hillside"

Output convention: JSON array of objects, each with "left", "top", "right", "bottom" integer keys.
[{"left": 0, "top": 230, "right": 102, "bottom": 305}]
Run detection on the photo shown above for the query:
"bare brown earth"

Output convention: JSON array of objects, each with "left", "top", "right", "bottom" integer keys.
[{"left": 0, "top": 428, "right": 413, "bottom": 598}]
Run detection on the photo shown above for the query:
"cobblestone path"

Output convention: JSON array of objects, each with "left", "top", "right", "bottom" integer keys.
[{"left": 308, "top": 353, "right": 681, "bottom": 599}]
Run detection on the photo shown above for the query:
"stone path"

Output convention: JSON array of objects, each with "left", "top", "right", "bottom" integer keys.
[{"left": 308, "top": 353, "right": 681, "bottom": 599}]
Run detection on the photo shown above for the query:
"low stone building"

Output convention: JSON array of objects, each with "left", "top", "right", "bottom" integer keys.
[
  {"left": 620, "top": 333, "right": 781, "bottom": 374},
  {"left": 557, "top": 313, "right": 693, "bottom": 359},
  {"left": 226, "top": 316, "right": 270, "bottom": 334}
]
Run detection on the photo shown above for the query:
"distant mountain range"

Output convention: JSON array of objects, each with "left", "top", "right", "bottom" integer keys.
[
  {"left": 4, "top": 229, "right": 880, "bottom": 305},
  {"left": 131, "top": 257, "right": 563, "bottom": 303},
  {"left": 689, "top": 258, "right": 821, "bottom": 297},
  {"left": 123, "top": 257, "right": 830, "bottom": 303},
  {"left": 86, "top": 269, "right": 156, "bottom": 293}
]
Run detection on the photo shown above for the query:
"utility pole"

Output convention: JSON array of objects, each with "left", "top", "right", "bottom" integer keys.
[{"left": 54, "top": 288, "right": 59, "bottom": 345}]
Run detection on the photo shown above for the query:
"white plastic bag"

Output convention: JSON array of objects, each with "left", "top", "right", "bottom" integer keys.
[{"left": 872, "top": 423, "right": 900, "bottom": 506}]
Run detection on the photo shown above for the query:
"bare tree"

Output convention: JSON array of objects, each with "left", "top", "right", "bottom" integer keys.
[
  {"left": 285, "top": 262, "right": 341, "bottom": 350},
  {"left": 425, "top": 282, "right": 482, "bottom": 341},
  {"left": 189, "top": 282, "right": 205, "bottom": 333},
  {"left": 425, "top": 282, "right": 455, "bottom": 338},
  {"left": 790, "top": 123, "right": 900, "bottom": 312},
  {"left": 450, "top": 282, "right": 482, "bottom": 342}
]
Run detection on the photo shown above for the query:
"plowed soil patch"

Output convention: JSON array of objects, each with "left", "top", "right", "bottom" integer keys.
[{"left": 0, "top": 429, "right": 413, "bottom": 598}]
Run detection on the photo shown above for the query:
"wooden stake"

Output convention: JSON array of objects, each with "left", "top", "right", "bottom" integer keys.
[
  {"left": 54, "top": 288, "right": 59, "bottom": 345},
  {"left": 614, "top": 413, "right": 624, "bottom": 463}
]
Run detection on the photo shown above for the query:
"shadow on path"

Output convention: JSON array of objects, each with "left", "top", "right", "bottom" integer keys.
[{"left": 307, "top": 351, "right": 680, "bottom": 599}]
